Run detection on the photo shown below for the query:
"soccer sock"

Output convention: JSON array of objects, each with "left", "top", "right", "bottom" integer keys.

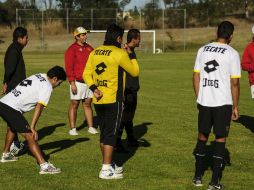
[
  {"left": 102, "top": 164, "right": 111, "bottom": 170},
  {"left": 211, "top": 141, "right": 225, "bottom": 185},
  {"left": 125, "top": 121, "right": 135, "bottom": 140},
  {"left": 193, "top": 139, "right": 207, "bottom": 178},
  {"left": 40, "top": 162, "right": 49, "bottom": 170}
]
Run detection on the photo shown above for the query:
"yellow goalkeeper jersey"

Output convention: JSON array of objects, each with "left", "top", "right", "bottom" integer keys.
[{"left": 83, "top": 45, "right": 139, "bottom": 104}]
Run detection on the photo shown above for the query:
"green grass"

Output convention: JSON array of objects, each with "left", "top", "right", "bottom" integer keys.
[{"left": 0, "top": 51, "right": 253, "bottom": 190}]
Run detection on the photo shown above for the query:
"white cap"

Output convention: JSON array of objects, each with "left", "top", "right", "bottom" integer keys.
[
  {"left": 73, "top": 27, "right": 89, "bottom": 36},
  {"left": 252, "top": 26, "right": 254, "bottom": 34}
]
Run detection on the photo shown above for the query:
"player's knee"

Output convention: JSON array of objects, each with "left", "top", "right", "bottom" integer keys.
[{"left": 198, "top": 132, "right": 209, "bottom": 141}]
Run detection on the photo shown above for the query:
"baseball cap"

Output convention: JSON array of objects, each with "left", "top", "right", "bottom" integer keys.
[
  {"left": 73, "top": 27, "right": 89, "bottom": 36},
  {"left": 252, "top": 26, "right": 254, "bottom": 34}
]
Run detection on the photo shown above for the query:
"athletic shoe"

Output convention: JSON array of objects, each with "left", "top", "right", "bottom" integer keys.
[
  {"left": 207, "top": 182, "right": 224, "bottom": 190},
  {"left": 111, "top": 162, "right": 123, "bottom": 174},
  {"left": 99, "top": 168, "right": 123, "bottom": 179},
  {"left": 192, "top": 177, "right": 203, "bottom": 187},
  {"left": 39, "top": 163, "right": 61, "bottom": 174},
  {"left": 10, "top": 141, "right": 25, "bottom": 155},
  {"left": 69, "top": 128, "right": 78, "bottom": 136},
  {"left": 88, "top": 127, "right": 99, "bottom": 134},
  {"left": 1, "top": 152, "right": 18, "bottom": 162}
]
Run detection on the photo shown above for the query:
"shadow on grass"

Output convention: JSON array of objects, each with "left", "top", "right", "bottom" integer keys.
[
  {"left": 40, "top": 137, "right": 89, "bottom": 160},
  {"left": 38, "top": 123, "right": 66, "bottom": 141},
  {"left": 113, "top": 122, "right": 152, "bottom": 166},
  {"left": 200, "top": 141, "right": 231, "bottom": 179},
  {"left": 76, "top": 116, "right": 100, "bottom": 131},
  {"left": 21, "top": 123, "right": 89, "bottom": 160},
  {"left": 234, "top": 115, "right": 254, "bottom": 133}
]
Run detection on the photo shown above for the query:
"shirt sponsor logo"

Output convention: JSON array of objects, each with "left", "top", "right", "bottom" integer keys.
[
  {"left": 95, "top": 62, "right": 107, "bottom": 75},
  {"left": 97, "top": 79, "right": 108, "bottom": 87},
  {"left": 204, "top": 60, "right": 219, "bottom": 73}
]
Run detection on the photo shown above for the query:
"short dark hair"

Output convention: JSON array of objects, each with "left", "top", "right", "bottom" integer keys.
[
  {"left": 217, "top": 21, "right": 234, "bottom": 40},
  {"left": 104, "top": 24, "right": 124, "bottom": 47},
  {"left": 127, "top": 29, "right": 140, "bottom": 43},
  {"left": 47, "top": 66, "right": 67, "bottom": 81},
  {"left": 13, "top": 27, "right": 28, "bottom": 42}
]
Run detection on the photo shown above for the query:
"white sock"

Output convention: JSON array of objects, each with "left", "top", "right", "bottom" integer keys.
[
  {"left": 102, "top": 164, "right": 111, "bottom": 170},
  {"left": 40, "top": 162, "right": 49, "bottom": 170}
]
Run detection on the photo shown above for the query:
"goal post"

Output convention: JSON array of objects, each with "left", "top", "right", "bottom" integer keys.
[{"left": 89, "top": 30, "right": 156, "bottom": 54}]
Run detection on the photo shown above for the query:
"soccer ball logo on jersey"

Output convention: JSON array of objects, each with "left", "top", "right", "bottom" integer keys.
[
  {"left": 204, "top": 60, "right": 219, "bottom": 73},
  {"left": 95, "top": 62, "right": 107, "bottom": 75},
  {"left": 203, "top": 60, "right": 219, "bottom": 88}
]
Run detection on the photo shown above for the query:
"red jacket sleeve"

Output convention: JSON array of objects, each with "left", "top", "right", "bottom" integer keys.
[
  {"left": 242, "top": 43, "right": 254, "bottom": 72},
  {"left": 65, "top": 45, "right": 75, "bottom": 82}
]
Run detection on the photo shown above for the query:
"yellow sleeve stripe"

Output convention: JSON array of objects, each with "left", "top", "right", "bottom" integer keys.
[
  {"left": 231, "top": 75, "right": 241, "bottom": 79},
  {"left": 38, "top": 102, "right": 47, "bottom": 107},
  {"left": 193, "top": 70, "right": 200, "bottom": 73}
]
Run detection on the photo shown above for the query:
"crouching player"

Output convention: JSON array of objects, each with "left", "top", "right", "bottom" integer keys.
[{"left": 0, "top": 66, "right": 66, "bottom": 174}]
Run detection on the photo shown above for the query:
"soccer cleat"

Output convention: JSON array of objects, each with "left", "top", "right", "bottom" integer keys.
[
  {"left": 99, "top": 168, "right": 123, "bottom": 179},
  {"left": 10, "top": 141, "right": 25, "bottom": 155},
  {"left": 1, "top": 152, "right": 18, "bottom": 163},
  {"left": 39, "top": 163, "right": 61, "bottom": 174},
  {"left": 69, "top": 128, "right": 78, "bottom": 136},
  {"left": 111, "top": 162, "right": 123, "bottom": 174},
  {"left": 207, "top": 182, "right": 224, "bottom": 190},
  {"left": 88, "top": 127, "right": 99, "bottom": 134},
  {"left": 192, "top": 177, "right": 203, "bottom": 187}
]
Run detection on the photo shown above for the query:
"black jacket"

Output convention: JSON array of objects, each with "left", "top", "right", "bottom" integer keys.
[
  {"left": 3, "top": 42, "right": 26, "bottom": 93},
  {"left": 125, "top": 48, "right": 140, "bottom": 92}
]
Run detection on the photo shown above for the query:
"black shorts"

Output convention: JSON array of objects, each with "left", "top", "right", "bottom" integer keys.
[
  {"left": 198, "top": 104, "right": 232, "bottom": 137},
  {"left": 0, "top": 102, "right": 31, "bottom": 133},
  {"left": 94, "top": 102, "right": 123, "bottom": 146},
  {"left": 124, "top": 90, "right": 137, "bottom": 113}
]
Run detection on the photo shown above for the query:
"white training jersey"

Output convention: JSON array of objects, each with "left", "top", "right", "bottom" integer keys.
[
  {"left": 194, "top": 42, "right": 241, "bottom": 107},
  {"left": 0, "top": 73, "right": 53, "bottom": 113}
]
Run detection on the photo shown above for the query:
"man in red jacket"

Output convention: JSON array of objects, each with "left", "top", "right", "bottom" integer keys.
[
  {"left": 65, "top": 27, "right": 98, "bottom": 135},
  {"left": 242, "top": 26, "right": 254, "bottom": 98}
]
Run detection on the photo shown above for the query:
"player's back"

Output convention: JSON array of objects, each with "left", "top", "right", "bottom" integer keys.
[
  {"left": 194, "top": 42, "right": 241, "bottom": 107},
  {"left": 0, "top": 74, "right": 52, "bottom": 113}
]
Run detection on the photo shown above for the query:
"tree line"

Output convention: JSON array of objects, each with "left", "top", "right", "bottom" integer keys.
[{"left": 0, "top": 0, "right": 253, "bottom": 29}]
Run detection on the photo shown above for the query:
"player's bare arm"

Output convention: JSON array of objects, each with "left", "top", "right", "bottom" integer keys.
[
  {"left": 94, "top": 89, "right": 103, "bottom": 101},
  {"left": 70, "top": 81, "right": 77, "bottom": 95},
  {"left": 231, "top": 78, "right": 240, "bottom": 120},
  {"left": 193, "top": 72, "right": 200, "bottom": 98},
  {"left": 2, "top": 83, "right": 7, "bottom": 94},
  {"left": 30, "top": 103, "right": 45, "bottom": 141}
]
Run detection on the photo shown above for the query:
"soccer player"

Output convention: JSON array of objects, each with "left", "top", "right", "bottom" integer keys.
[
  {"left": 2, "top": 26, "right": 29, "bottom": 155},
  {"left": 116, "top": 29, "right": 141, "bottom": 153},
  {"left": 83, "top": 24, "right": 139, "bottom": 179},
  {"left": 192, "top": 21, "right": 240, "bottom": 189},
  {"left": 65, "top": 27, "right": 98, "bottom": 136},
  {"left": 0, "top": 66, "right": 66, "bottom": 174},
  {"left": 241, "top": 26, "right": 254, "bottom": 98}
]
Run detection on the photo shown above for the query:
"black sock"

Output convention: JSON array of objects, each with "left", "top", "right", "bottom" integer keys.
[
  {"left": 193, "top": 139, "right": 207, "bottom": 178},
  {"left": 211, "top": 141, "right": 225, "bottom": 185}
]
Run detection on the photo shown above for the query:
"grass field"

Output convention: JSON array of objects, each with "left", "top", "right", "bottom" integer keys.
[{"left": 0, "top": 51, "right": 253, "bottom": 190}]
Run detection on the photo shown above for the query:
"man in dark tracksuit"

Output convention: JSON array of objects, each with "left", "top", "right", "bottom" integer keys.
[
  {"left": 116, "top": 29, "right": 141, "bottom": 152},
  {"left": 2, "top": 27, "right": 28, "bottom": 154}
]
